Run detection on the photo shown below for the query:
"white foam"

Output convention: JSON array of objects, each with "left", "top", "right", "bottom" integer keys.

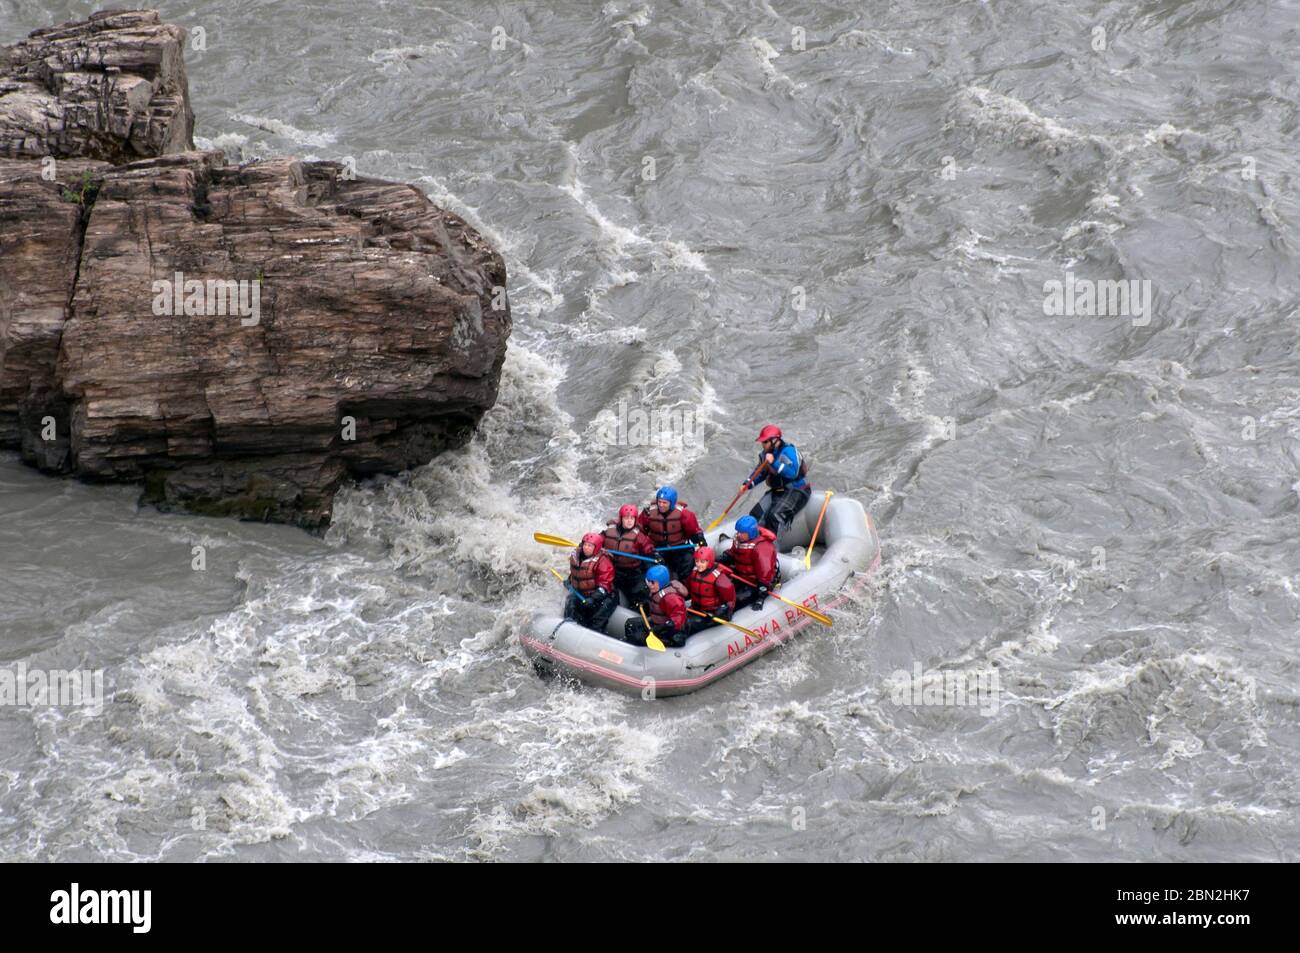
[
  {"left": 416, "top": 174, "right": 566, "bottom": 317},
  {"left": 558, "top": 172, "right": 709, "bottom": 274},
  {"left": 1044, "top": 650, "right": 1267, "bottom": 760},
  {"left": 1143, "top": 122, "right": 1188, "bottom": 147},
  {"left": 193, "top": 131, "right": 250, "bottom": 157},
  {"left": 230, "top": 113, "right": 338, "bottom": 148},
  {"left": 368, "top": 42, "right": 457, "bottom": 67},
  {"left": 331, "top": 343, "right": 597, "bottom": 590},
  {"left": 955, "top": 86, "right": 1095, "bottom": 155},
  {"left": 1061, "top": 219, "right": 1122, "bottom": 241},
  {"left": 603, "top": 2, "right": 652, "bottom": 29},
  {"left": 463, "top": 691, "right": 669, "bottom": 856}
]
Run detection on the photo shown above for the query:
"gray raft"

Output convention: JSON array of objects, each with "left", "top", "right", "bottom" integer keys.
[{"left": 522, "top": 492, "right": 881, "bottom": 697}]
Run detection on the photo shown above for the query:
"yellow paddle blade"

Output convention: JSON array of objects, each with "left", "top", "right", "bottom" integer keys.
[
  {"left": 535, "top": 531, "right": 577, "bottom": 548},
  {"left": 548, "top": 567, "right": 567, "bottom": 583},
  {"left": 637, "top": 605, "right": 665, "bottom": 652},
  {"left": 705, "top": 513, "right": 728, "bottom": 532}
]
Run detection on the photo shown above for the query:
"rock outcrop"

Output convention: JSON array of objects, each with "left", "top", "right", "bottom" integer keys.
[
  {"left": 0, "top": 9, "right": 194, "bottom": 161},
  {"left": 0, "top": 12, "right": 510, "bottom": 528}
]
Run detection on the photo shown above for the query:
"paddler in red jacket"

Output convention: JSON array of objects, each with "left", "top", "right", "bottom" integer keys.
[
  {"left": 623, "top": 565, "right": 689, "bottom": 648},
  {"left": 718, "top": 515, "right": 779, "bottom": 610},
  {"left": 638, "top": 485, "right": 706, "bottom": 580},
  {"left": 602, "top": 503, "right": 656, "bottom": 607},
  {"left": 685, "top": 546, "right": 736, "bottom": 633},
  {"left": 564, "top": 532, "right": 617, "bottom": 633}
]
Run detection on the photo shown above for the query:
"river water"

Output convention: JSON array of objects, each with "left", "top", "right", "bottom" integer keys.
[{"left": 1, "top": 0, "right": 1296, "bottom": 861}]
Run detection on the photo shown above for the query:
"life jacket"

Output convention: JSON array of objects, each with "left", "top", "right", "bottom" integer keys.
[
  {"left": 648, "top": 580, "right": 689, "bottom": 629},
  {"left": 730, "top": 527, "right": 778, "bottom": 586},
  {"left": 687, "top": 567, "right": 734, "bottom": 613},
  {"left": 569, "top": 551, "right": 608, "bottom": 595},
  {"left": 640, "top": 503, "right": 691, "bottom": 547},
  {"left": 761, "top": 441, "right": 809, "bottom": 492},
  {"left": 603, "top": 521, "right": 648, "bottom": 571}
]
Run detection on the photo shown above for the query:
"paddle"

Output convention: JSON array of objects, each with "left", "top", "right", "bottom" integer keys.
[
  {"left": 535, "top": 530, "right": 665, "bottom": 561},
  {"left": 603, "top": 549, "right": 657, "bottom": 564},
  {"left": 686, "top": 607, "right": 760, "bottom": 639},
  {"left": 548, "top": 566, "right": 589, "bottom": 604},
  {"left": 654, "top": 544, "right": 696, "bottom": 552},
  {"left": 803, "top": 490, "right": 833, "bottom": 570},
  {"left": 638, "top": 604, "right": 665, "bottom": 652},
  {"left": 716, "top": 565, "right": 833, "bottom": 626},
  {"left": 535, "top": 531, "right": 581, "bottom": 548},
  {"left": 705, "top": 462, "right": 766, "bottom": 531}
]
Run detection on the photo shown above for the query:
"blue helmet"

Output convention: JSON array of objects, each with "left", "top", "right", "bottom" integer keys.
[
  {"left": 655, "top": 486, "right": 678, "bottom": 509},
  {"left": 735, "top": 515, "right": 759, "bottom": 539},
  {"left": 645, "top": 565, "right": 670, "bottom": 589}
]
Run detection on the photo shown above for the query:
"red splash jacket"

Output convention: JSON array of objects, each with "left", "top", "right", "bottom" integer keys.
[
  {"left": 728, "top": 527, "right": 778, "bottom": 586},
  {"left": 568, "top": 550, "right": 615, "bottom": 595},
  {"left": 648, "top": 580, "right": 689, "bottom": 631},
  {"left": 687, "top": 567, "right": 737, "bottom": 614},
  {"left": 602, "top": 521, "right": 656, "bottom": 571},
  {"left": 637, "top": 504, "right": 702, "bottom": 547}
]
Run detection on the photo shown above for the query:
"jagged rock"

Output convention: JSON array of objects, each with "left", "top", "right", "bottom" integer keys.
[
  {"left": 0, "top": 9, "right": 194, "bottom": 161},
  {"left": 0, "top": 12, "right": 511, "bottom": 529}
]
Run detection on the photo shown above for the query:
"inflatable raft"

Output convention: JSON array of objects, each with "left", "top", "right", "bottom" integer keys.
[{"left": 521, "top": 492, "right": 881, "bottom": 697}]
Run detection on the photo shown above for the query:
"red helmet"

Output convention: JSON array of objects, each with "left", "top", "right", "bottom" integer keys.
[
  {"left": 581, "top": 532, "right": 604, "bottom": 552},
  {"left": 757, "top": 424, "right": 782, "bottom": 443},
  {"left": 694, "top": 545, "right": 715, "bottom": 568},
  {"left": 618, "top": 504, "right": 638, "bottom": 520}
]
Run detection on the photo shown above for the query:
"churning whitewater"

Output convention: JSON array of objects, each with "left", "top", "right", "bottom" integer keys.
[{"left": 1, "top": 0, "right": 1297, "bottom": 861}]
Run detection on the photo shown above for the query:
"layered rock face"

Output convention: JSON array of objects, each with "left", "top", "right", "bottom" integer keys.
[
  {"left": 0, "top": 9, "right": 194, "bottom": 161},
  {"left": 0, "top": 157, "right": 107, "bottom": 460},
  {"left": 0, "top": 12, "right": 510, "bottom": 528}
]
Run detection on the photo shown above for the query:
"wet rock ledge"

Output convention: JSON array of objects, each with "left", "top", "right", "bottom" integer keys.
[{"left": 0, "top": 10, "right": 510, "bottom": 528}]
